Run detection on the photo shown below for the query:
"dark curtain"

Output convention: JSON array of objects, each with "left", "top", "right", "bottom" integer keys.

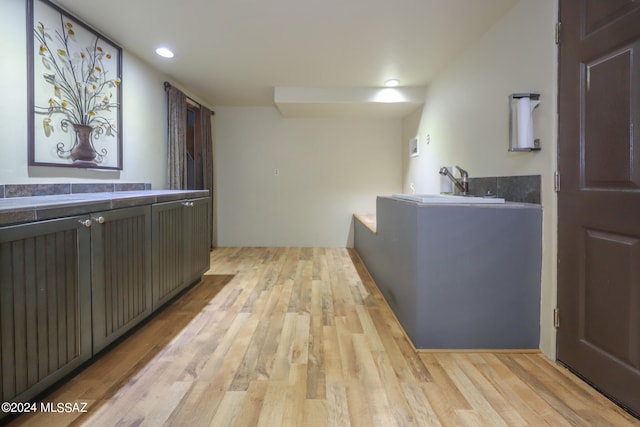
[
  {"left": 166, "top": 82, "right": 215, "bottom": 247},
  {"left": 166, "top": 84, "right": 187, "bottom": 189},
  {"left": 200, "top": 106, "right": 214, "bottom": 248}
]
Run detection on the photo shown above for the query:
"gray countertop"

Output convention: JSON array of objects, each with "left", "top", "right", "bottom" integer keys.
[
  {"left": 380, "top": 195, "right": 541, "bottom": 209},
  {"left": 0, "top": 190, "right": 209, "bottom": 227}
]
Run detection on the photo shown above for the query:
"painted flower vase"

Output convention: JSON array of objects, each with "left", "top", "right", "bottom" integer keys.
[{"left": 71, "top": 124, "right": 97, "bottom": 164}]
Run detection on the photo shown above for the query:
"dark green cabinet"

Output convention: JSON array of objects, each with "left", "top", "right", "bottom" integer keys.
[
  {"left": 151, "top": 197, "right": 210, "bottom": 310},
  {"left": 0, "top": 216, "right": 92, "bottom": 404}
]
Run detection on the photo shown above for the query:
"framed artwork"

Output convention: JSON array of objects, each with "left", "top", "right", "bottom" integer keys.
[
  {"left": 27, "top": 0, "right": 123, "bottom": 170},
  {"left": 409, "top": 136, "right": 419, "bottom": 157}
]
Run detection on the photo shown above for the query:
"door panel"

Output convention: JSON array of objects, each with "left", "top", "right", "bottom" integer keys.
[
  {"left": 558, "top": 0, "right": 640, "bottom": 417},
  {"left": 151, "top": 201, "right": 186, "bottom": 309},
  {"left": 584, "top": 0, "right": 640, "bottom": 36},
  {"left": 584, "top": 44, "right": 639, "bottom": 189},
  {"left": 91, "top": 206, "right": 152, "bottom": 353},
  {"left": 0, "top": 217, "right": 92, "bottom": 405},
  {"left": 583, "top": 230, "right": 640, "bottom": 367},
  {"left": 185, "top": 197, "right": 211, "bottom": 285}
]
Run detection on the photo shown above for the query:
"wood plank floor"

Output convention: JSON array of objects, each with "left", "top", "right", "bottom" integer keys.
[{"left": 8, "top": 247, "right": 639, "bottom": 426}]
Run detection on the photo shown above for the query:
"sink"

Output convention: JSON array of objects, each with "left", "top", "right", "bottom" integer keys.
[{"left": 391, "top": 193, "right": 505, "bottom": 204}]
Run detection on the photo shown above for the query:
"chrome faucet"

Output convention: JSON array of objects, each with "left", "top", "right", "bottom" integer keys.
[{"left": 439, "top": 166, "right": 469, "bottom": 195}]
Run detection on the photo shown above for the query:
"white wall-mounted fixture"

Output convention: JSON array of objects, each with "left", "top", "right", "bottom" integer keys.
[
  {"left": 409, "top": 136, "right": 419, "bottom": 157},
  {"left": 385, "top": 79, "right": 400, "bottom": 87},
  {"left": 509, "top": 93, "right": 541, "bottom": 152}
]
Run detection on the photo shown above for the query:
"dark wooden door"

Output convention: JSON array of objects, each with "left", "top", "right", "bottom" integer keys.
[
  {"left": 558, "top": 0, "right": 640, "bottom": 417},
  {"left": 186, "top": 104, "right": 203, "bottom": 191}
]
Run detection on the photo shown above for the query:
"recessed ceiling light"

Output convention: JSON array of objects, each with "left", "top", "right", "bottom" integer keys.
[
  {"left": 155, "top": 47, "right": 174, "bottom": 58},
  {"left": 385, "top": 79, "right": 400, "bottom": 87}
]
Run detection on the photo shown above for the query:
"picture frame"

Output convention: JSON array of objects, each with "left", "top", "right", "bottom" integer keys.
[
  {"left": 409, "top": 136, "right": 419, "bottom": 158},
  {"left": 27, "top": 0, "right": 123, "bottom": 170}
]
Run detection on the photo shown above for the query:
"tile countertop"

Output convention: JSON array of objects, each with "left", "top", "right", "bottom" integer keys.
[{"left": 0, "top": 190, "right": 209, "bottom": 227}]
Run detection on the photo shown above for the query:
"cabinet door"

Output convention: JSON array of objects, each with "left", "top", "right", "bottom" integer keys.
[
  {"left": 0, "top": 216, "right": 92, "bottom": 404},
  {"left": 184, "top": 197, "right": 210, "bottom": 285},
  {"left": 151, "top": 197, "right": 210, "bottom": 310},
  {"left": 151, "top": 200, "right": 186, "bottom": 309},
  {"left": 91, "top": 206, "right": 152, "bottom": 353}
]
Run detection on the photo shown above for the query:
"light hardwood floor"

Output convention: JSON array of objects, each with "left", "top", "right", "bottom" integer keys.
[{"left": 8, "top": 247, "right": 639, "bottom": 426}]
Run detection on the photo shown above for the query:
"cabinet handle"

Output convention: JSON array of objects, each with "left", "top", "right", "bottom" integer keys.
[
  {"left": 182, "top": 201, "right": 195, "bottom": 208},
  {"left": 189, "top": 202, "right": 194, "bottom": 207},
  {"left": 93, "top": 216, "right": 106, "bottom": 224},
  {"left": 78, "top": 219, "right": 92, "bottom": 228}
]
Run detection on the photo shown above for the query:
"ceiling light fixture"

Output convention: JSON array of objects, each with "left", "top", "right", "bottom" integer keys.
[
  {"left": 155, "top": 47, "right": 175, "bottom": 58},
  {"left": 385, "top": 79, "right": 400, "bottom": 87}
]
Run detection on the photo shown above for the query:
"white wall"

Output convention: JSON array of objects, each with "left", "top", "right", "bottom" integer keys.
[
  {"left": 0, "top": 0, "right": 169, "bottom": 189},
  {"left": 402, "top": 0, "right": 558, "bottom": 357},
  {"left": 4, "top": 0, "right": 557, "bottom": 355},
  {"left": 215, "top": 106, "right": 402, "bottom": 247}
]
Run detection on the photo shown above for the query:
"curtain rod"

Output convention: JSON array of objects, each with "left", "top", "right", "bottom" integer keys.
[{"left": 164, "top": 81, "right": 215, "bottom": 115}]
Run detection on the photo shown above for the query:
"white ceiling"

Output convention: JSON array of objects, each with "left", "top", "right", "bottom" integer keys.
[{"left": 53, "top": 0, "right": 517, "bottom": 110}]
